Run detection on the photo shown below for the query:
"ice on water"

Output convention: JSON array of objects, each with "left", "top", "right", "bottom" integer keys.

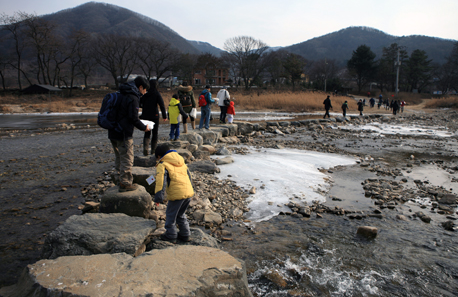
[
  {"left": 215, "top": 148, "right": 356, "bottom": 222},
  {"left": 341, "top": 122, "right": 454, "bottom": 137}
]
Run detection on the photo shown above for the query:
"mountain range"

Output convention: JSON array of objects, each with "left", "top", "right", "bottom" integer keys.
[{"left": 3, "top": 2, "right": 457, "bottom": 65}]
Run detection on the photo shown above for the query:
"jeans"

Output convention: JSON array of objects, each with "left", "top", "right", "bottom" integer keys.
[
  {"left": 199, "top": 106, "right": 211, "bottom": 129},
  {"left": 169, "top": 123, "right": 180, "bottom": 140},
  {"left": 165, "top": 198, "right": 191, "bottom": 238}
]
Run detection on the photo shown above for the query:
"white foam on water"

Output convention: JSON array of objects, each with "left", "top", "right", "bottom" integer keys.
[
  {"left": 214, "top": 148, "right": 356, "bottom": 222},
  {"left": 341, "top": 122, "right": 455, "bottom": 137}
]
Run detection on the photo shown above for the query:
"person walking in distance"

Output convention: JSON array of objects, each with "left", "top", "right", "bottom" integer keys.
[
  {"left": 323, "top": 95, "right": 332, "bottom": 118},
  {"left": 357, "top": 99, "right": 364, "bottom": 116},
  {"left": 217, "top": 86, "right": 230, "bottom": 123},
  {"left": 177, "top": 81, "right": 196, "bottom": 133},
  {"left": 341, "top": 101, "right": 349, "bottom": 117},
  {"left": 109, "top": 76, "right": 151, "bottom": 192},
  {"left": 140, "top": 79, "right": 167, "bottom": 156}
]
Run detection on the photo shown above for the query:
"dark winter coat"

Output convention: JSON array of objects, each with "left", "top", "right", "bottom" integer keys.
[
  {"left": 140, "top": 89, "right": 167, "bottom": 121},
  {"left": 108, "top": 81, "right": 147, "bottom": 141},
  {"left": 323, "top": 98, "right": 332, "bottom": 110}
]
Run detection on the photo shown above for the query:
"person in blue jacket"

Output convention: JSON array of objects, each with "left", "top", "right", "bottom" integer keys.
[{"left": 198, "top": 85, "right": 215, "bottom": 129}]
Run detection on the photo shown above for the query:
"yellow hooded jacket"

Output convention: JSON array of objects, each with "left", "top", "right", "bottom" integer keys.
[
  {"left": 154, "top": 151, "right": 194, "bottom": 201},
  {"left": 168, "top": 97, "right": 181, "bottom": 124}
]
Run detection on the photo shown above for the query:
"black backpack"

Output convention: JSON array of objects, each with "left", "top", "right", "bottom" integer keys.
[
  {"left": 179, "top": 92, "right": 192, "bottom": 106},
  {"left": 97, "top": 92, "right": 122, "bottom": 132}
]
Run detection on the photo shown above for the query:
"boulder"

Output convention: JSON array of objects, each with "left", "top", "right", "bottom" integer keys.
[
  {"left": 133, "top": 156, "right": 156, "bottom": 167},
  {"left": 215, "top": 156, "right": 234, "bottom": 165},
  {"left": 200, "top": 145, "right": 217, "bottom": 154},
  {"left": 186, "top": 143, "right": 199, "bottom": 153},
  {"left": 176, "top": 148, "right": 193, "bottom": 163},
  {"left": 216, "top": 146, "right": 231, "bottom": 155},
  {"left": 100, "top": 185, "right": 152, "bottom": 218},
  {"left": 193, "top": 150, "right": 211, "bottom": 160},
  {"left": 188, "top": 160, "right": 220, "bottom": 174},
  {"left": 210, "top": 126, "right": 230, "bottom": 137},
  {"left": 193, "top": 209, "right": 223, "bottom": 225},
  {"left": 214, "top": 124, "right": 237, "bottom": 136},
  {"left": 236, "top": 121, "right": 255, "bottom": 135},
  {"left": 356, "top": 226, "right": 378, "bottom": 239},
  {"left": 1, "top": 246, "right": 251, "bottom": 297},
  {"left": 195, "top": 130, "right": 221, "bottom": 145},
  {"left": 147, "top": 228, "right": 219, "bottom": 250},
  {"left": 438, "top": 194, "right": 457, "bottom": 205},
  {"left": 180, "top": 132, "right": 203, "bottom": 146},
  {"left": 132, "top": 166, "right": 156, "bottom": 195},
  {"left": 41, "top": 213, "right": 155, "bottom": 259},
  {"left": 163, "top": 140, "right": 188, "bottom": 149}
]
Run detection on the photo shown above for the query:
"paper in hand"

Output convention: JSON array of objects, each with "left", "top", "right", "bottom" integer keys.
[
  {"left": 140, "top": 120, "right": 155, "bottom": 130},
  {"left": 146, "top": 174, "right": 156, "bottom": 185}
]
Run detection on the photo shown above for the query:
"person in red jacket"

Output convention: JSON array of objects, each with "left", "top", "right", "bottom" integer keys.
[{"left": 226, "top": 101, "right": 235, "bottom": 124}]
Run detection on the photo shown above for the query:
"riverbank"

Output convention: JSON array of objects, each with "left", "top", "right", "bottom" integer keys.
[{"left": 0, "top": 110, "right": 457, "bottom": 295}]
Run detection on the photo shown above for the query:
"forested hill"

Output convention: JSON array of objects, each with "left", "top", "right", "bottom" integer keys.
[
  {"left": 41, "top": 2, "right": 200, "bottom": 54},
  {"left": 285, "top": 26, "right": 456, "bottom": 65}
]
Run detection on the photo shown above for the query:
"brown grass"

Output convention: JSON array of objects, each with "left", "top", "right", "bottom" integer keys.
[
  {"left": 424, "top": 96, "right": 458, "bottom": 109},
  {"left": 1, "top": 89, "right": 456, "bottom": 113},
  {"left": 226, "top": 90, "right": 357, "bottom": 112}
]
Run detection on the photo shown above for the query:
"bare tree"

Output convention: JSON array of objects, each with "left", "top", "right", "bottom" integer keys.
[
  {"left": 137, "top": 38, "right": 181, "bottom": 81},
  {"left": 0, "top": 12, "right": 34, "bottom": 89},
  {"left": 92, "top": 34, "right": 138, "bottom": 87},
  {"left": 23, "top": 15, "right": 69, "bottom": 86},
  {"left": 223, "top": 36, "right": 269, "bottom": 89},
  {"left": 63, "top": 30, "right": 90, "bottom": 95}
]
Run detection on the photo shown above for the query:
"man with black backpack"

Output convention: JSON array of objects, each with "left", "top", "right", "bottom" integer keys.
[{"left": 109, "top": 76, "right": 151, "bottom": 192}]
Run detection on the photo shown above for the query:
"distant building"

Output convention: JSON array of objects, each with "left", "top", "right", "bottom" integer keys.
[{"left": 193, "top": 65, "right": 229, "bottom": 87}]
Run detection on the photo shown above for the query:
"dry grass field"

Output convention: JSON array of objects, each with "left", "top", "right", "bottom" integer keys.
[{"left": 0, "top": 88, "right": 456, "bottom": 114}]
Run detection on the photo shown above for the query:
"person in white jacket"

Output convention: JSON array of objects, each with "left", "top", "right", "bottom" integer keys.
[{"left": 217, "top": 86, "right": 230, "bottom": 124}]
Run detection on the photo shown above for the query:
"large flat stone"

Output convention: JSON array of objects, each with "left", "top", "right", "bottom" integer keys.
[
  {"left": 100, "top": 185, "right": 152, "bottom": 218},
  {"left": 1, "top": 246, "right": 252, "bottom": 297},
  {"left": 41, "top": 213, "right": 155, "bottom": 259}
]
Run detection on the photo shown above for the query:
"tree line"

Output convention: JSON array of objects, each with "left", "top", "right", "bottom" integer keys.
[{"left": 1, "top": 12, "right": 457, "bottom": 95}]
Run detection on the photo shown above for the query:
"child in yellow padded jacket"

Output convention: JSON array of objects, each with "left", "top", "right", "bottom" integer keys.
[
  {"left": 167, "top": 94, "right": 188, "bottom": 141},
  {"left": 154, "top": 143, "right": 194, "bottom": 243}
]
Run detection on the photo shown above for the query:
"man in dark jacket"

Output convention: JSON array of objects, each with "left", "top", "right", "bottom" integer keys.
[
  {"left": 109, "top": 76, "right": 150, "bottom": 192},
  {"left": 140, "top": 79, "right": 167, "bottom": 156},
  {"left": 323, "top": 95, "right": 332, "bottom": 118}
]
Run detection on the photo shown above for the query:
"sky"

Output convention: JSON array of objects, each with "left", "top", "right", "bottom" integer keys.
[{"left": 1, "top": 0, "right": 457, "bottom": 49}]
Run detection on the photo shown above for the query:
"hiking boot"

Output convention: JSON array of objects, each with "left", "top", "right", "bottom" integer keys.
[
  {"left": 119, "top": 183, "right": 138, "bottom": 192},
  {"left": 160, "top": 233, "right": 177, "bottom": 244},
  {"left": 177, "top": 234, "right": 191, "bottom": 242}
]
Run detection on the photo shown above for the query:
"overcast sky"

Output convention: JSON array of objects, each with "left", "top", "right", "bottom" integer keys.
[{"left": 2, "top": 0, "right": 457, "bottom": 49}]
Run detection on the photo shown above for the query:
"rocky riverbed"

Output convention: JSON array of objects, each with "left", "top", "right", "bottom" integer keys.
[{"left": 0, "top": 109, "right": 457, "bottom": 296}]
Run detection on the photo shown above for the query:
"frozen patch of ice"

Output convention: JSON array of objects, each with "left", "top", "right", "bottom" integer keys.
[
  {"left": 341, "top": 122, "right": 454, "bottom": 137},
  {"left": 215, "top": 148, "right": 356, "bottom": 222}
]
